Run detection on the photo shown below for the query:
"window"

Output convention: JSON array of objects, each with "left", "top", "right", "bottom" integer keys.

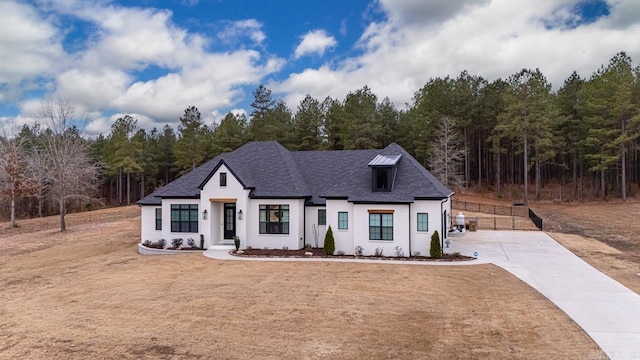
[
  {"left": 220, "top": 172, "right": 227, "bottom": 186},
  {"left": 338, "top": 212, "right": 348, "bottom": 230},
  {"left": 369, "top": 213, "right": 393, "bottom": 240},
  {"left": 170, "top": 204, "right": 198, "bottom": 233},
  {"left": 155, "top": 208, "right": 162, "bottom": 230},
  {"left": 318, "top": 209, "right": 326, "bottom": 226},
  {"left": 417, "top": 213, "right": 428, "bottom": 232},
  {"left": 259, "top": 205, "right": 289, "bottom": 234},
  {"left": 372, "top": 168, "right": 391, "bottom": 192}
]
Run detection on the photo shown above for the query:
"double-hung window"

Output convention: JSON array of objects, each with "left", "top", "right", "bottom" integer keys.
[
  {"left": 220, "top": 172, "right": 227, "bottom": 186},
  {"left": 417, "top": 213, "right": 428, "bottom": 232},
  {"left": 155, "top": 208, "right": 162, "bottom": 230},
  {"left": 170, "top": 204, "right": 198, "bottom": 233},
  {"left": 259, "top": 205, "right": 289, "bottom": 234},
  {"left": 338, "top": 212, "right": 348, "bottom": 230},
  {"left": 318, "top": 209, "right": 326, "bottom": 226},
  {"left": 369, "top": 213, "right": 393, "bottom": 240}
]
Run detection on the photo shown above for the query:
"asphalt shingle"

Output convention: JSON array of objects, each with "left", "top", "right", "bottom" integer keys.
[{"left": 137, "top": 141, "right": 453, "bottom": 206}]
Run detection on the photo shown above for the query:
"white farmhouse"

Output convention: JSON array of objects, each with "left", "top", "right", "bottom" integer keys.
[{"left": 138, "top": 141, "right": 453, "bottom": 256}]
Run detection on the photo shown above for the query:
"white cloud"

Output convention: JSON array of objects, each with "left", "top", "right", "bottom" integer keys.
[
  {"left": 276, "top": 0, "right": 640, "bottom": 111},
  {"left": 217, "top": 19, "right": 266, "bottom": 45},
  {"left": 0, "top": 3, "right": 284, "bottom": 135},
  {"left": 0, "top": 1, "right": 64, "bottom": 100},
  {"left": 294, "top": 29, "right": 337, "bottom": 58}
]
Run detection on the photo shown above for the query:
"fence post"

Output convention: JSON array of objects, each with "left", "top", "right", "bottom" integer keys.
[{"left": 512, "top": 217, "right": 515, "bottom": 229}]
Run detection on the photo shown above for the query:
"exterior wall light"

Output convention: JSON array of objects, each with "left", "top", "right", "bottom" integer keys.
[
  {"left": 237, "top": 209, "right": 243, "bottom": 220},
  {"left": 202, "top": 209, "right": 208, "bottom": 220}
]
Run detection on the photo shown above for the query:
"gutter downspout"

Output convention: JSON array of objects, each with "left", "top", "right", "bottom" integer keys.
[
  {"left": 408, "top": 203, "right": 411, "bottom": 257},
  {"left": 440, "top": 198, "right": 447, "bottom": 251}
]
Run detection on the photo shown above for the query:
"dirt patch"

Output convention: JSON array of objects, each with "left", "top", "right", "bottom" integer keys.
[{"left": 0, "top": 205, "right": 602, "bottom": 359}]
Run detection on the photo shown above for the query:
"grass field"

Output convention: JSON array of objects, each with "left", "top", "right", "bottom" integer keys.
[{"left": 0, "top": 206, "right": 602, "bottom": 359}]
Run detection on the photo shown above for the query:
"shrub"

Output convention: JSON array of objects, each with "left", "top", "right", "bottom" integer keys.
[
  {"left": 282, "top": 246, "right": 289, "bottom": 252},
  {"left": 413, "top": 251, "right": 422, "bottom": 257},
  {"left": 200, "top": 234, "right": 205, "bottom": 249},
  {"left": 187, "top": 238, "right": 196, "bottom": 248},
  {"left": 233, "top": 235, "right": 240, "bottom": 250},
  {"left": 142, "top": 240, "right": 152, "bottom": 247},
  {"left": 336, "top": 250, "right": 345, "bottom": 256},
  {"left": 452, "top": 251, "right": 462, "bottom": 258},
  {"left": 158, "top": 239, "right": 166, "bottom": 249},
  {"left": 394, "top": 246, "right": 404, "bottom": 257},
  {"left": 430, "top": 231, "right": 442, "bottom": 259},
  {"left": 172, "top": 238, "right": 183, "bottom": 248},
  {"left": 245, "top": 246, "right": 253, "bottom": 251},
  {"left": 374, "top": 247, "right": 384, "bottom": 257},
  {"left": 304, "top": 244, "right": 312, "bottom": 251},
  {"left": 354, "top": 245, "right": 364, "bottom": 257},
  {"left": 324, "top": 226, "right": 335, "bottom": 255},
  {"left": 263, "top": 246, "right": 269, "bottom": 251}
]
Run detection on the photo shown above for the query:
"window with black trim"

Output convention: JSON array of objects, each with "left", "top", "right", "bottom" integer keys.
[
  {"left": 318, "top": 209, "right": 326, "bottom": 225},
  {"left": 220, "top": 172, "right": 227, "bottom": 186},
  {"left": 171, "top": 204, "right": 198, "bottom": 232},
  {"left": 338, "top": 211, "right": 348, "bottom": 230},
  {"left": 259, "top": 205, "right": 289, "bottom": 234},
  {"left": 369, "top": 213, "right": 393, "bottom": 240},
  {"left": 417, "top": 213, "right": 428, "bottom": 232},
  {"left": 155, "top": 208, "right": 162, "bottom": 230}
]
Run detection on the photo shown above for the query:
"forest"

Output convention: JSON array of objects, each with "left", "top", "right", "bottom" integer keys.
[{"left": 1, "top": 51, "right": 639, "bottom": 224}]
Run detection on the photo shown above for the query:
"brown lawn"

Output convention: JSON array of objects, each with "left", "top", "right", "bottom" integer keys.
[{"left": 0, "top": 206, "right": 602, "bottom": 359}]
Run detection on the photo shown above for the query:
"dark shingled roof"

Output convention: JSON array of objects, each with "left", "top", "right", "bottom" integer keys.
[{"left": 137, "top": 141, "right": 453, "bottom": 206}]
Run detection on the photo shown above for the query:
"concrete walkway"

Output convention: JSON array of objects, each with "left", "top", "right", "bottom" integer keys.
[{"left": 204, "top": 232, "right": 640, "bottom": 359}]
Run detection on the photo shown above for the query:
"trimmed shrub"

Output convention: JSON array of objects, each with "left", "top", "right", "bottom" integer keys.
[
  {"left": 233, "top": 235, "right": 240, "bottom": 250},
  {"left": 430, "top": 231, "right": 442, "bottom": 259},
  {"left": 354, "top": 245, "right": 364, "bottom": 257},
  {"left": 324, "top": 226, "right": 335, "bottom": 255}
]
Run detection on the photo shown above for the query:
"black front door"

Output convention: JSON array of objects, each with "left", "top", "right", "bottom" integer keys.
[{"left": 224, "top": 203, "right": 236, "bottom": 240}]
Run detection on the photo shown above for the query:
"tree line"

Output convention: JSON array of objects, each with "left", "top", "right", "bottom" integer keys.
[{"left": 2, "top": 51, "right": 639, "bottom": 227}]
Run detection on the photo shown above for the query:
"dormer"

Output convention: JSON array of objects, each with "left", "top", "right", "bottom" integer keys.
[{"left": 368, "top": 154, "right": 401, "bottom": 192}]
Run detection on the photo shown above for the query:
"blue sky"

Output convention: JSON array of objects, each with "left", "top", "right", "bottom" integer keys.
[{"left": 1, "top": 0, "right": 638, "bottom": 136}]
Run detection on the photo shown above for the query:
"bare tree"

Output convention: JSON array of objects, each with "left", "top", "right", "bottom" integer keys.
[
  {"left": 429, "top": 116, "right": 465, "bottom": 189},
  {"left": 37, "top": 96, "right": 100, "bottom": 231},
  {"left": 0, "top": 137, "right": 27, "bottom": 227}
]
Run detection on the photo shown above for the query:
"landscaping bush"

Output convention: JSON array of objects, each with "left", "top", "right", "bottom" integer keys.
[
  {"left": 354, "top": 245, "right": 364, "bottom": 257},
  {"left": 172, "top": 238, "right": 183, "bottom": 248},
  {"left": 430, "top": 231, "right": 442, "bottom": 259},
  {"left": 233, "top": 235, "right": 240, "bottom": 250},
  {"left": 324, "top": 226, "right": 335, "bottom": 255},
  {"left": 158, "top": 239, "right": 166, "bottom": 249},
  {"left": 187, "top": 238, "right": 196, "bottom": 248},
  {"left": 374, "top": 247, "right": 384, "bottom": 257}
]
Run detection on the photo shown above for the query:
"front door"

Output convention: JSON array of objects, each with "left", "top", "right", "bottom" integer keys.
[{"left": 224, "top": 203, "right": 236, "bottom": 240}]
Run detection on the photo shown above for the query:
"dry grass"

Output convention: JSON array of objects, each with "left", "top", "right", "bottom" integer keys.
[{"left": 0, "top": 206, "right": 601, "bottom": 359}]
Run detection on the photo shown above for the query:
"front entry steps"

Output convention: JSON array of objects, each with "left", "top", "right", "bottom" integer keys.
[{"left": 208, "top": 244, "right": 235, "bottom": 251}]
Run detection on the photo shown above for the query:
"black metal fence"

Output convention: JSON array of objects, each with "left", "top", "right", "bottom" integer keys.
[
  {"left": 452, "top": 200, "right": 529, "bottom": 217},
  {"left": 528, "top": 209, "right": 543, "bottom": 230},
  {"left": 469, "top": 216, "right": 540, "bottom": 231}
]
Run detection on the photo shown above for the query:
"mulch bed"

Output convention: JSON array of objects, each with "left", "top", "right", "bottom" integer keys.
[{"left": 232, "top": 248, "right": 475, "bottom": 261}]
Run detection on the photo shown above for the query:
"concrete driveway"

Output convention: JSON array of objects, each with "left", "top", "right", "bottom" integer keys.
[{"left": 448, "top": 231, "right": 640, "bottom": 360}]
